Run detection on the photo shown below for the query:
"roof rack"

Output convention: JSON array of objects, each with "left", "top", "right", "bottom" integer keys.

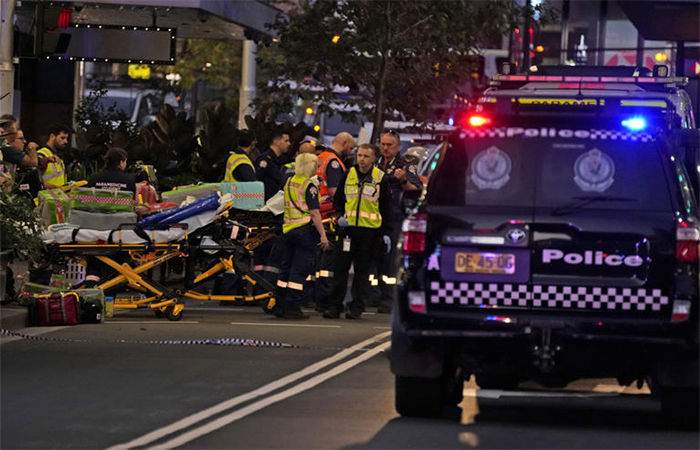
[{"left": 492, "top": 74, "right": 687, "bottom": 85}]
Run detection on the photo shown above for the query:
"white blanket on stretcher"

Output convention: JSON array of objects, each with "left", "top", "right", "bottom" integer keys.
[{"left": 42, "top": 209, "right": 219, "bottom": 244}]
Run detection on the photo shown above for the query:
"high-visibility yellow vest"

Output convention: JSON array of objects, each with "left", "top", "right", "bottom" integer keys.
[
  {"left": 37, "top": 147, "right": 65, "bottom": 188},
  {"left": 223, "top": 151, "right": 254, "bottom": 182},
  {"left": 283, "top": 174, "right": 314, "bottom": 233},
  {"left": 344, "top": 166, "right": 384, "bottom": 229}
]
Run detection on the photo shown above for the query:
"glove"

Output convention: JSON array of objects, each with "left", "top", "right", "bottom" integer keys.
[
  {"left": 383, "top": 235, "right": 391, "bottom": 254},
  {"left": 337, "top": 216, "right": 348, "bottom": 228}
]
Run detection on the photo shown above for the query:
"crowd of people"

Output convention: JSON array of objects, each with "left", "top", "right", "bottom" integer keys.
[{"left": 1, "top": 114, "right": 424, "bottom": 320}]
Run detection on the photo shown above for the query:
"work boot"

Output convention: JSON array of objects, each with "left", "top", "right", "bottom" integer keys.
[
  {"left": 322, "top": 309, "right": 341, "bottom": 319},
  {"left": 345, "top": 310, "right": 362, "bottom": 320},
  {"left": 280, "top": 309, "right": 309, "bottom": 320}
]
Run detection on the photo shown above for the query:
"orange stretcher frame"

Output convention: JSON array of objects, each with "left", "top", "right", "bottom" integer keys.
[{"left": 54, "top": 230, "right": 278, "bottom": 321}]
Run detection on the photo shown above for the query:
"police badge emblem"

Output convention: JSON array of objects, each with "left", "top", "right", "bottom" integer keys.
[
  {"left": 470, "top": 146, "right": 512, "bottom": 190},
  {"left": 574, "top": 148, "right": 615, "bottom": 192}
]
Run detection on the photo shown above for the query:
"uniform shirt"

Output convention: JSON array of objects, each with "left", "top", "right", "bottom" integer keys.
[
  {"left": 87, "top": 169, "right": 136, "bottom": 193},
  {"left": 377, "top": 154, "right": 422, "bottom": 224},
  {"left": 305, "top": 183, "right": 320, "bottom": 211},
  {"left": 254, "top": 149, "right": 286, "bottom": 201},
  {"left": 333, "top": 166, "right": 393, "bottom": 235},
  {"left": 1, "top": 147, "right": 25, "bottom": 166},
  {"left": 324, "top": 151, "right": 345, "bottom": 191},
  {"left": 228, "top": 148, "right": 257, "bottom": 182}
]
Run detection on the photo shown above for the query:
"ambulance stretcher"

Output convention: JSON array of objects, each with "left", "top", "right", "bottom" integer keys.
[{"left": 42, "top": 198, "right": 280, "bottom": 321}]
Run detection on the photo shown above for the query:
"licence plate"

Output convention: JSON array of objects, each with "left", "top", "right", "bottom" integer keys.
[{"left": 455, "top": 252, "right": 515, "bottom": 274}]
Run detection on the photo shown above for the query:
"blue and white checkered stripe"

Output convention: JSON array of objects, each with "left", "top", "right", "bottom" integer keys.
[
  {"left": 458, "top": 128, "right": 654, "bottom": 142},
  {"left": 429, "top": 281, "right": 669, "bottom": 311}
]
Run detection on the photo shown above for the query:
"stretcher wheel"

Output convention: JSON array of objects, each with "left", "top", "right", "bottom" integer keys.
[
  {"left": 262, "top": 297, "right": 276, "bottom": 314},
  {"left": 165, "top": 304, "right": 185, "bottom": 321}
]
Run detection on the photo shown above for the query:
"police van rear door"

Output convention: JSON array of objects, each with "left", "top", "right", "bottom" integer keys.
[{"left": 425, "top": 127, "right": 678, "bottom": 319}]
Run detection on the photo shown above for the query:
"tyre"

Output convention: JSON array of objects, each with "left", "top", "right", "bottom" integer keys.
[
  {"left": 164, "top": 304, "right": 184, "bottom": 321},
  {"left": 395, "top": 375, "right": 443, "bottom": 417},
  {"left": 660, "top": 387, "right": 699, "bottom": 429}
]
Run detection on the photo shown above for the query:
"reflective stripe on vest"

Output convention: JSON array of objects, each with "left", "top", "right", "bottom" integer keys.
[
  {"left": 38, "top": 147, "right": 65, "bottom": 187},
  {"left": 344, "top": 166, "right": 384, "bottom": 229},
  {"left": 223, "top": 152, "right": 254, "bottom": 182},
  {"left": 283, "top": 175, "right": 313, "bottom": 233}
]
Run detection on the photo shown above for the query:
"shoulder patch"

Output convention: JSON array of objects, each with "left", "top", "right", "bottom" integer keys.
[
  {"left": 330, "top": 160, "right": 340, "bottom": 169},
  {"left": 408, "top": 165, "right": 417, "bottom": 174},
  {"left": 258, "top": 160, "right": 268, "bottom": 168},
  {"left": 309, "top": 186, "right": 318, "bottom": 196}
]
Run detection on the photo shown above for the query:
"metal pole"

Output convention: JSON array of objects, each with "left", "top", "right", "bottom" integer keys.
[
  {"left": 595, "top": 0, "right": 608, "bottom": 66},
  {"left": 559, "top": 0, "right": 569, "bottom": 64},
  {"left": 0, "top": 0, "right": 15, "bottom": 115},
  {"left": 676, "top": 41, "right": 685, "bottom": 77},
  {"left": 238, "top": 39, "right": 257, "bottom": 129},
  {"left": 522, "top": 0, "right": 531, "bottom": 71},
  {"left": 72, "top": 61, "right": 85, "bottom": 136}
]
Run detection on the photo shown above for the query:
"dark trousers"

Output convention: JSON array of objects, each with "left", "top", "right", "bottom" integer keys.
[
  {"left": 326, "top": 227, "right": 379, "bottom": 315},
  {"left": 377, "top": 225, "right": 401, "bottom": 309},
  {"left": 314, "top": 229, "right": 341, "bottom": 310},
  {"left": 275, "top": 225, "right": 318, "bottom": 313},
  {"left": 253, "top": 235, "right": 282, "bottom": 294}
]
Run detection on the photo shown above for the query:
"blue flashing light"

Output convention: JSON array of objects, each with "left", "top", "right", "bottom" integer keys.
[
  {"left": 448, "top": 116, "right": 454, "bottom": 126},
  {"left": 621, "top": 116, "right": 647, "bottom": 131}
]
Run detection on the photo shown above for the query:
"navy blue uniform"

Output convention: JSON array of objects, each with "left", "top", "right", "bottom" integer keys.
[
  {"left": 276, "top": 183, "right": 320, "bottom": 317},
  {"left": 254, "top": 149, "right": 286, "bottom": 201},
  {"left": 375, "top": 154, "right": 422, "bottom": 312}
]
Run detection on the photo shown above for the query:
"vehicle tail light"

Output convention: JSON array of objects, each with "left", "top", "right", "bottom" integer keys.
[
  {"left": 671, "top": 300, "right": 691, "bottom": 322},
  {"left": 408, "top": 291, "right": 427, "bottom": 314},
  {"left": 676, "top": 220, "right": 699, "bottom": 263},
  {"left": 402, "top": 213, "right": 427, "bottom": 255},
  {"left": 467, "top": 115, "right": 491, "bottom": 127}
]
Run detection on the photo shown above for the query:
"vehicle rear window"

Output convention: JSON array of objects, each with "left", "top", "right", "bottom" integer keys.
[{"left": 429, "top": 133, "right": 672, "bottom": 212}]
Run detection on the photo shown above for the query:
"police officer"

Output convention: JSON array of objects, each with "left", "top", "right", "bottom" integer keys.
[
  {"left": 255, "top": 132, "right": 291, "bottom": 201},
  {"left": 313, "top": 133, "right": 350, "bottom": 310},
  {"left": 223, "top": 132, "right": 257, "bottom": 182},
  {"left": 275, "top": 153, "right": 331, "bottom": 319},
  {"left": 252, "top": 132, "right": 292, "bottom": 287},
  {"left": 37, "top": 123, "right": 72, "bottom": 189},
  {"left": 375, "top": 130, "right": 422, "bottom": 313},
  {"left": 323, "top": 143, "right": 393, "bottom": 319}
]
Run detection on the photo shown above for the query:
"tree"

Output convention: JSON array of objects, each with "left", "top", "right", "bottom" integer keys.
[
  {"left": 165, "top": 39, "right": 244, "bottom": 112},
  {"left": 259, "top": 0, "right": 533, "bottom": 142}
]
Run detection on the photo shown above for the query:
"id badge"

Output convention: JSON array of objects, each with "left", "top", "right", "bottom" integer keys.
[
  {"left": 342, "top": 236, "right": 351, "bottom": 252},
  {"left": 361, "top": 185, "right": 375, "bottom": 196}
]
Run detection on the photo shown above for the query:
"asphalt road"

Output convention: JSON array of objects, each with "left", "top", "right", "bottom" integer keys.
[{"left": 2, "top": 305, "right": 698, "bottom": 450}]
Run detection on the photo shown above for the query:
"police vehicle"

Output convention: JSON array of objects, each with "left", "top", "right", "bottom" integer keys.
[{"left": 391, "top": 66, "right": 700, "bottom": 423}]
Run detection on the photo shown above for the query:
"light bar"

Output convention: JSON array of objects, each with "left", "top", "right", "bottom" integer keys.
[{"left": 492, "top": 74, "right": 688, "bottom": 85}]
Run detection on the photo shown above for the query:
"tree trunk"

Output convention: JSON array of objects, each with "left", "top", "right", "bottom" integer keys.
[{"left": 370, "top": 55, "right": 388, "bottom": 145}]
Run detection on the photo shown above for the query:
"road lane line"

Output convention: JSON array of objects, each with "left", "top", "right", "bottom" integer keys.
[
  {"left": 106, "top": 331, "right": 389, "bottom": 450},
  {"left": 229, "top": 321, "right": 341, "bottom": 328},
  {"left": 104, "top": 321, "right": 200, "bottom": 324},
  {"left": 148, "top": 340, "right": 392, "bottom": 449}
]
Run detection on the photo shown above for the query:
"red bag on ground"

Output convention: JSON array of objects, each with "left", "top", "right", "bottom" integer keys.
[{"left": 34, "top": 292, "right": 80, "bottom": 326}]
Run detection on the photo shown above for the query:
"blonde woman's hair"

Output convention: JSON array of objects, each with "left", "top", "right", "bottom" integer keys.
[{"left": 295, "top": 152, "right": 318, "bottom": 178}]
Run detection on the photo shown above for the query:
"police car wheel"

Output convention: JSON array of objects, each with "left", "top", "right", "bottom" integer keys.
[
  {"left": 395, "top": 375, "right": 443, "bottom": 417},
  {"left": 660, "top": 387, "right": 699, "bottom": 429}
]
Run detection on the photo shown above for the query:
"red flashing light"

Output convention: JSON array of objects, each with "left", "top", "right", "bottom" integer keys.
[
  {"left": 467, "top": 115, "right": 491, "bottom": 127},
  {"left": 676, "top": 219, "right": 699, "bottom": 263},
  {"left": 57, "top": 7, "right": 72, "bottom": 29}
]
